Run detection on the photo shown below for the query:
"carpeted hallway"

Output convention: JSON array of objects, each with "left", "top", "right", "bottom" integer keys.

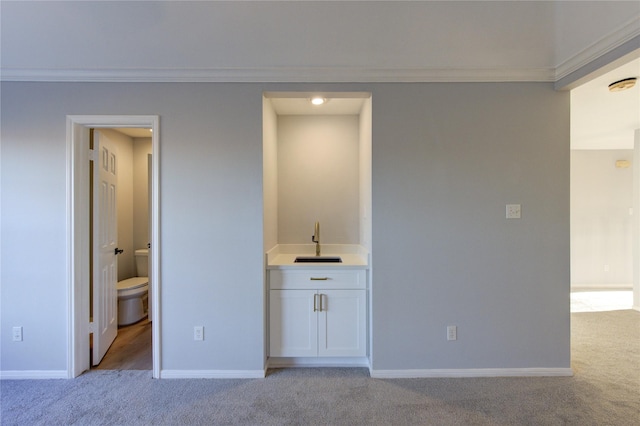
[{"left": 2, "top": 310, "right": 639, "bottom": 425}]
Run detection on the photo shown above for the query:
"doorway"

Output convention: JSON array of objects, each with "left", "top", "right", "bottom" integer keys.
[
  {"left": 89, "top": 128, "right": 153, "bottom": 370},
  {"left": 570, "top": 148, "right": 634, "bottom": 308},
  {"left": 569, "top": 56, "right": 640, "bottom": 312},
  {"left": 66, "top": 115, "right": 160, "bottom": 378}
]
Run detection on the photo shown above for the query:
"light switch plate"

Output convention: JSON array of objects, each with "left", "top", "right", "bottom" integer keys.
[
  {"left": 13, "top": 326, "right": 23, "bottom": 342},
  {"left": 506, "top": 204, "right": 521, "bottom": 219},
  {"left": 194, "top": 326, "right": 204, "bottom": 341},
  {"left": 447, "top": 325, "right": 457, "bottom": 341}
]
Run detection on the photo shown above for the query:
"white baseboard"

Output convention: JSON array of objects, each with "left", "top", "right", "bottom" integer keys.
[
  {"left": 571, "top": 284, "right": 632, "bottom": 291},
  {"left": 370, "top": 368, "right": 574, "bottom": 379},
  {"left": 0, "top": 367, "right": 574, "bottom": 380},
  {"left": 0, "top": 370, "right": 68, "bottom": 380},
  {"left": 160, "top": 369, "right": 266, "bottom": 379},
  {"left": 268, "top": 357, "right": 370, "bottom": 369}
]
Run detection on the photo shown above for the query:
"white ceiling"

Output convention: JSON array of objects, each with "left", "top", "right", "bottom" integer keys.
[
  {"left": 113, "top": 128, "right": 153, "bottom": 138},
  {"left": 571, "top": 57, "right": 640, "bottom": 150}
]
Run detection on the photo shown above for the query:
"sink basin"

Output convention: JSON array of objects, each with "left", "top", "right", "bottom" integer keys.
[{"left": 294, "top": 256, "right": 342, "bottom": 263}]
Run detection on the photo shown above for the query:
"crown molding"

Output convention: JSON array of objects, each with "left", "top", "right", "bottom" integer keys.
[
  {"left": 0, "top": 66, "right": 555, "bottom": 83},
  {"left": 555, "top": 15, "right": 640, "bottom": 82}
]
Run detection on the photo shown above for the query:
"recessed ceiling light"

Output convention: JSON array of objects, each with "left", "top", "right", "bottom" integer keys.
[
  {"left": 310, "top": 97, "right": 326, "bottom": 106},
  {"left": 608, "top": 77, "right": 637, "bottom": 92}
]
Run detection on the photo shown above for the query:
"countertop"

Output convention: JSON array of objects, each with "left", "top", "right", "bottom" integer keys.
[{"left": 266, "top": 244, "right": 369, "bottom": 270}]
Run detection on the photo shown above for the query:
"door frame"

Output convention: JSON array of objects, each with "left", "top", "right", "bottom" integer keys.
[
  {"left": 634, "top": 129, "right": 640, "bottom": 311},
  {"left": 66, "top": 115, "right": 160, "bottom": 378}
]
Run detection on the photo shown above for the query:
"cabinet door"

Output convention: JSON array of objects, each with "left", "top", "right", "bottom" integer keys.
[
  {"left": 318, "top": 290, "right": 366, "bottom": 357},
  {"left": 269, "top": 290, "right": 318, "bottom": 357}
]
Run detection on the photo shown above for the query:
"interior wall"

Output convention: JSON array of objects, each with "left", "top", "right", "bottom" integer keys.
[
  {"left": 133, "top": 137, "right": 152, "bottom": 256},
  {"left": 262, "top": 97, "right": 278, "bottom": 253},
  {"left": 359, "top": 98, "right": 373, "bottom": 251},
  {"left": 634, "top": 130, "right": 640, "bottom": 310},
  {"left": 277, "top": 115, "right": 360, "bottom": 244},
  {"left": 371, "top": 82, "right": 570, "bottom": 370},
  {"left": 571, "top": 149, "right": 633, "bottom": 288},
  {"left": 0, "top": 81, "right": 569, "bottom": 375}
]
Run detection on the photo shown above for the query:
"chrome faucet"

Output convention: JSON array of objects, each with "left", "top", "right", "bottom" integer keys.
[{"left": 312, "top": 221, "right": 321, "bottom": 256}]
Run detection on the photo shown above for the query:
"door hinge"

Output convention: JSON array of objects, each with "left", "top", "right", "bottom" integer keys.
[
  {"left": 88, "top": 149, "right": 98, "bottom": 162},
  {"left": 88, "top": 321, "right": 95, "bottom": 334}
]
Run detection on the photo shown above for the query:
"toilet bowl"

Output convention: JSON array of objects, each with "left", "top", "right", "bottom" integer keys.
[
  {"left": 117, "top": 277, "right": 148, "bottom": 325},
  {"left": 117, "top": 248, "right": 149, "bottom": 326}
]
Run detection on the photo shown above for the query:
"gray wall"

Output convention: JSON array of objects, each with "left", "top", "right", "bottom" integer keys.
[
  {"left": 0, "top": 81, "right": 569, "bottom": 373},
  {"left": 371, "top": 83, "right": 569, "bottom": 369}
]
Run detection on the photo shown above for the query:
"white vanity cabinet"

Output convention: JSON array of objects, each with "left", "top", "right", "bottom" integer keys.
[{"left": 269, "top": 269, "right": 367, "bottom": 358}]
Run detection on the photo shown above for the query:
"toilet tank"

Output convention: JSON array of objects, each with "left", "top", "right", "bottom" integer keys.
[{"left": 134, "top": 249, "right": 149, "bottom": 277}]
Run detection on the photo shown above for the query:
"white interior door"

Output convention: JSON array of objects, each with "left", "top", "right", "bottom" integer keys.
[{"left": 92, "top": 130, "right": 119, "bottom": 366}]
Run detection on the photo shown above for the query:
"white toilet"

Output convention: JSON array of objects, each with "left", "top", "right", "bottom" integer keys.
[{"left": 117, "top": 249, "right": 149, "bottom": 326}]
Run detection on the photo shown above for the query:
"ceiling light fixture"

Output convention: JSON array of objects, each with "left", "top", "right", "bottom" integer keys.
[
  {"left": 608, "top": 77, "right": 637, "bottom": 92},
  {"left": 310, "top": 97, "right": 326, "bottom": 106}
]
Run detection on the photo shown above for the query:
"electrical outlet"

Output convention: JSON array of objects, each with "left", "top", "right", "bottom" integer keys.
[
  {"left": 194, "top": 326, "right": 204, "bottom": 341},
  {"left": 447, "top": 325, "right": 457, "bottom": 341},
  {"left": 506, "top": 204, "right": 521, "bottom": 219},
  {"left": 13, "top": 326, "right": 23, "bottom": 342}
]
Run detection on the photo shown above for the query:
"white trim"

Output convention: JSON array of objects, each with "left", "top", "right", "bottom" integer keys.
[
  {"left": 634, "top": 130, "right": 640, "bottom": 313},
  {"left": 571, "top": 284, "right": 633, "bottom": 291},
  {"left": 0, "top": 66, "right": 555, "bottom": 83},
  {"left": 370, "top": 368, "right": 574, "bottom": 379},
  {"left": 556, "top": 16, "right": 640, "bottom": 82},
  {"left": 66, "top": 118, "right": 75, "bottom": 378},
  {"left": 66, "top": 119, "right": 90, "bottom": 378},
  {"left": 66, "top": 115, "right": 160, "bottom": 379},
  {"left": 0, "top": 370, "right": 68, "bottom": 380},
  {"left": 267, "top": 357, "right": 370, "bottom": 368},
  {"left": 160, "top": 370, "right": 266, "bottom": 379}
]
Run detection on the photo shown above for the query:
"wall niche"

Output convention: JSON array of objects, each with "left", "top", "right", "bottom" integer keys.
[{"left": 263, "top": 92, "right": 372, "bottom": 253}]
